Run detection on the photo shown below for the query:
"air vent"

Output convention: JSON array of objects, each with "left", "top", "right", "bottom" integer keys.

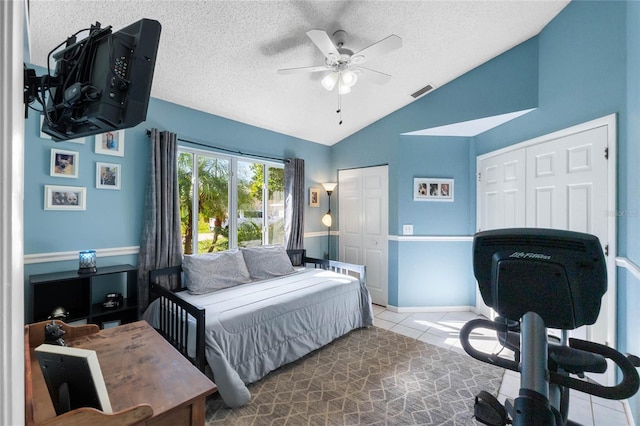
[{"left": 411, "top": 84, "right": 434, "bottom": 99}]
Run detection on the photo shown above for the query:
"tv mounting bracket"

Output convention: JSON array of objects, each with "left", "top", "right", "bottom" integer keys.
[{"left": 23, "top": 22, "right": 111, "bottom": 121}]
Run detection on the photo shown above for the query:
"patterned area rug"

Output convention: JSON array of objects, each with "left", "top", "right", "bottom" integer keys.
[{"left": 205, "top": 326, "right": 504, "bottom": 425}]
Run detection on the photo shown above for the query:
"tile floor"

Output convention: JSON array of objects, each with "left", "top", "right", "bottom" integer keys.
[{"left": 371, "top": 305, "right": 634, "bottom": 426}]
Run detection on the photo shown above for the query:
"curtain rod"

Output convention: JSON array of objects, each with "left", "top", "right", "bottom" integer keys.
[{"left": 146, "top": 129, "right": 290, "bottom": 163}]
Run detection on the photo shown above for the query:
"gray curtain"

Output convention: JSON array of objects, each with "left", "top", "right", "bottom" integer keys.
[
  {"left": 284, "top": 158, "right": 304, "bottom": 257},
  {"left": 137, "top": 129, "right": 182, "bottom": 315}
]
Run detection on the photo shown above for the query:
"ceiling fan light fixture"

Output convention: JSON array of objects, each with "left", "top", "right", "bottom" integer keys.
[
  {"left": 280, "top": 28, "right": 402, "bottom": 124},
  {"left": 321, "top": 71, "right": 339, "bottom": 91},
  {"left": 338, "top": 80, "right": 351, "bottom": 95},
  {"left": 341, "top": 69, "right": 358, "bottom": 87}
]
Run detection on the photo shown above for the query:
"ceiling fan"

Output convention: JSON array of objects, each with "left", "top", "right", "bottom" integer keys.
[{"left": 277, "top": 29, "right": 402, "bottom": 95}]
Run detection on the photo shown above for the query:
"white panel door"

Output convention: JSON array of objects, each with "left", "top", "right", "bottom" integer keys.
[
  {"left": 478, "top": 149, "right": 527, "bottom": 232},
  {"left": 362, "top": 166, "right": 389, "bottom": 306},
  {"left": 339, "top": 166, "right": 389, "bottom": 306},
  {"left": 476, "top": 149, "right": 526, "bottom": 317},
  {"left": 525, "top": 126, "right": 609, "bottom": 344},
  {"left": 477, "top": 116, "right": 615, "bottom": 385},
  {"left": 338, "top": 169, "right": 362, "bottom": 265}
]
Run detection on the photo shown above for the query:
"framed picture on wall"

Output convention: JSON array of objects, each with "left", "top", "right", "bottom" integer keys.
[
  {"left": 95, "top": 130, "right": 125, "bottom": 156},
  {"left": 414, "top": 178, "right": 454, "bottom": 202},
  {"left": 309, "top": 187, "right": 320, "bottom": 207},
  {"left": 96, "top": 162, "right": 121, "bottom": 190},
  {"left": 44, "top": 185, "right": 86, "bottom": 210},
  {"left": 50, "top": 149, "right": 79, "bottom": 178}
]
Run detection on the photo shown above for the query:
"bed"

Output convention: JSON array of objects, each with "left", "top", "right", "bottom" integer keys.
[{"left": 142, "top": 247, "right": 373, "bottom": 407}]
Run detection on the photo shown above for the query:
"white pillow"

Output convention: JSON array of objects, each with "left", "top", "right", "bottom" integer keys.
[
  {"left": 182, "top": 249, "right": 251, "bottom": 294},
  {"left": 240, "top": 245, "right": 295, "bottom": 280}
]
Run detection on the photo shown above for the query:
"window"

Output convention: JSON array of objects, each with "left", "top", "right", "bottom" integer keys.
[{"left": 178, "top": 148, "right": 284, "bottom": 254}]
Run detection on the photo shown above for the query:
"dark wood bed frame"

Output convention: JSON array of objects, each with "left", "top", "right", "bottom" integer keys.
[{"left": 147, "top": 249, "right": 366, "bottom": 372}]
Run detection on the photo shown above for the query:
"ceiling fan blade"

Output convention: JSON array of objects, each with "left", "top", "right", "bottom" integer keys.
[
  {"left": 277, "top": 65, "right": 331, "bottom": 75},
  {"left": 350, "top": 34, "right": 402, "bottom": 65},
  {"left": 306, "top": 29, "right": 341, "bottom": 63},
  {"left": 355, "top": 67, "right": 393, "bottom": 85}
]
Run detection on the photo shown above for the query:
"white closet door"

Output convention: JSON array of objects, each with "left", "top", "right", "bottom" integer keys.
[
  {"left": 362, "top": 166, "right": 388, "bottom": 306},
  {"left": 338, "top": 169, "right": 362, "bottom": 265},
  {"left": 476, "top": 149, "right": 526, "bottom": 317},
  {"left": 477, "top": 120, "right": 612, "bottom": 341},
  {"left": 478, "top": 149, "right": 527, "bottom": 232},
  {"left": 525, "top": 125, "right": 609, "bottom": 344},
  {"left": 339, "top": 166, "right": 388, "bottom": 306}
]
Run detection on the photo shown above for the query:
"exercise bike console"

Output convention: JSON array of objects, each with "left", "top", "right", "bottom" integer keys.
[{"left": 461, "top": 228, "right": 639, "bottom": 426}]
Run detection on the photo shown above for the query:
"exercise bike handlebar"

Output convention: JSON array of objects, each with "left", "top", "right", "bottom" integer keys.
[
  {"left": 459, "top": 319, "right": 640, "bottom": 400},
  {"left": 550, "top": 338, "right": 639, "bottom": 400},
  {"left": 460, "top": 318, "right": 520, "bottom": 372}
]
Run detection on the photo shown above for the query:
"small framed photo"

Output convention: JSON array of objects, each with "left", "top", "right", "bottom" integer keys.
[
  {"left": 414, "top": 178, "right": 454, "bottom": 202},
  {"left": 50, "top": 149, "right": 79, "bottom": 178},
  {"left": 95, "top": 130, "right": 125, "bottom": 156},
  {"left": 96, "top": 162, "right": 121, "bottom": 190},
  {"left": 39, "top": 115, "right": 84, "bottom": 143},
  {"left": 44, "top": 185, "right": 86, "bottom": 210},
  {"left": 309, "top": 187, "right": 320, "bottom": 207}
]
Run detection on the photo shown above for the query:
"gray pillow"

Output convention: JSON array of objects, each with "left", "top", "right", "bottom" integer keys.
[
  {"left": 240, "top": 245, "right": 295, "bottom": 280},
  {"left": 182, "top": 249, "right": 251, "bottom": 294}
]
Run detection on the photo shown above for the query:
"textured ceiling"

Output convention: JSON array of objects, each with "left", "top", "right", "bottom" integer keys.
[{"left": 26, "top": 0, "right": 569, "bottom": 146}]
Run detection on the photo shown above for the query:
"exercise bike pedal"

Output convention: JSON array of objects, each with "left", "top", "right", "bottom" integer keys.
[{"left": 473, "top": 390, "right": 511, "bottom": 425}]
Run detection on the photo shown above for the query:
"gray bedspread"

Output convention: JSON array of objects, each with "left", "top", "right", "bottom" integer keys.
[{"left": 143, "top": 268, "right": 373, "bottom": 407}]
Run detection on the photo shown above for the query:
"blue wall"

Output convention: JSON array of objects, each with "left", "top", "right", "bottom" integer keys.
[
  {"left": 332, "top": 32, "right": 540, "bottom": 309},
  {"left": 397, "top": 136, "right": 473, "bottom": 235},
  {"left": 24, "top": 114, "right": 148, "bottom": 254}
]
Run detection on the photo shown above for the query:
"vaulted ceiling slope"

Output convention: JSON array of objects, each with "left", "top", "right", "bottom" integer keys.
[{"left": 26, "top": 1, "right": 569, "bottom": 146}]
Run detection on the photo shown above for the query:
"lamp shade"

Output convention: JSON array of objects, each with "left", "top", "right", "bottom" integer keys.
[
  {"left": 338, "top": 80, "right": 351, "bottom": 95},
  {"left": 322, "top": 182, "right": 337, "bottom": 193},
  {"left": 322, "top": 212, "right": 332, "bottom": 227},
  {"left": 321, "top": 71, "right": 339, "bottom": 91},
  {"left": 341, "top": 69, "right": 358, "bottom": 87}
]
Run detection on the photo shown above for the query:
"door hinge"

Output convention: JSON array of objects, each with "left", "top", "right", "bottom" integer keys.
[
  {"left": 477, "top": 172, "right": 481, "bottom": 182},
  {"left": 605, "top": 147, "right": 609, "bottom": 159},
  {"left": 604, "top": 244, "right": 609, "bottom": 256}
]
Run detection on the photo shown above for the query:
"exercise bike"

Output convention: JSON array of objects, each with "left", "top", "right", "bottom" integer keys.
[{"left": 460, "top": 228, "right": 640, "bottom": 426}]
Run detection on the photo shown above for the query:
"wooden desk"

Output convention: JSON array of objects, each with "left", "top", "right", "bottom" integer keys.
[{"left": 29, "top": 321, "right": 217, "bottom": 425}]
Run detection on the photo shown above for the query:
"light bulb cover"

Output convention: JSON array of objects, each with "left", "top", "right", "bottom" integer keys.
[
  {"left": 341, "top": 69, "right": 358, "bottom": 87},
  {"left": 321, "top": 71, "right": 338, "bottom": 91},
  {"left": 322, "top": 212, "right": 332, "bottom": 227},
  {"left": 338, "top": 77, "right": 351, "bottom": 95}
]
